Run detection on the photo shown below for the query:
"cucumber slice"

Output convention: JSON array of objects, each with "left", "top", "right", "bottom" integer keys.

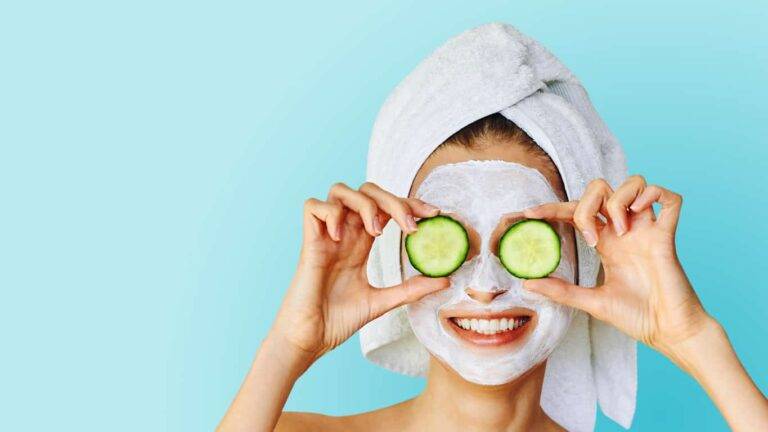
[
  {"left": 405, "top": 215, "right": 469, "bottom": 277},
  {"left": 498, "top": 219, "right": 561, "bottom": 279}
]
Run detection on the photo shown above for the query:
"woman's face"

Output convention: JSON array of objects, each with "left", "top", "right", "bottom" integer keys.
[{"left": 401, "top": 144, "right": 577, "bottom": 386}]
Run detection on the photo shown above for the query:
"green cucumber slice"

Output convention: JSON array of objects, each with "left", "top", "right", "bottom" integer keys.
[
  {"left": 498, "top": 219, "right": 561, "bottom": 279},
  {"left": 405, "top": 215, "right": 469, "bottom": 277}
]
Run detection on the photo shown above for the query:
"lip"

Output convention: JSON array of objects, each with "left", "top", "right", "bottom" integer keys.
[{"left": 439, "top": 307, "right": 536, "bottom": 349}]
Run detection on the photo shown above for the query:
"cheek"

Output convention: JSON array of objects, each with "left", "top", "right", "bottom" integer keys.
[
  {"left": 407, "top": 270, "right": 469, "bottom": 335},
  {"left": 406, "top": 288, "right": 456, "bottom": 345},
  {"left": 539, "top": 299, "right": 575, "bottom": 335},
  {"left": 409, "top": 273, "right": 462, "bottom": 319}
]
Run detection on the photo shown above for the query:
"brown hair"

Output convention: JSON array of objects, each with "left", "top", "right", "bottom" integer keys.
[{"left": 439, "top": 113, "right": 567, "bottom": 200}]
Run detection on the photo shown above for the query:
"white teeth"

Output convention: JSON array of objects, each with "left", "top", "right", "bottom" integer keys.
[
  {"left": 478, "top": 319, "right": 490, "bottom": 333},
  {"left": 490, "top": 320, "right": 499, "bottom": 332},
  {"left": 453, "top": 317, "right": 530, "bottom": 335}
]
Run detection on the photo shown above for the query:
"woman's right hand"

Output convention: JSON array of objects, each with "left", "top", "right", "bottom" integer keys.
[
  {"left": 217, "top": 182, "right": 449, "bottom": 432},
  {"left": 269, "top": 181, "right": 450, "bottom": 364}
]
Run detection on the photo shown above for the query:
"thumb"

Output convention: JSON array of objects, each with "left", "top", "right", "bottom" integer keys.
[
  {"left": 369, "top": 275, "right": 450, "bottom": 319},
  {"left": 523, "top": 277, "right": 605, "bottom": 319}
]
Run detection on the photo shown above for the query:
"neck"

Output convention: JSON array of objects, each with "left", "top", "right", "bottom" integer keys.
[{"left": 409, "top": 357, "right": 561, "bottom": 432}]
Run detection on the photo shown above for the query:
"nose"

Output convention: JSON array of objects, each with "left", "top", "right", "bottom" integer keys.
[{"left": 465, "top": 287, "right": 506, "bottom": 304}]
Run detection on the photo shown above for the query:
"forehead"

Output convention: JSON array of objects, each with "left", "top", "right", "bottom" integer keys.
[
  {"left": 409, "top": 137, "right": 566, "bottom": 201},
  {"left": 415, "top": 161, "right": 560, "bottom": 230}
]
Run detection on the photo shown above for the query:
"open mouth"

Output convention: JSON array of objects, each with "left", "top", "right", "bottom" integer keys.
[{"left": 441, "top": 308, "right": 535, "bottom": 348}]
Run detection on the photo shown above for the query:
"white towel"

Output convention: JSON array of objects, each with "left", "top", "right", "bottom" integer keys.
[{"left": 360, "top": 22, "right": 636, "bottom": 431}]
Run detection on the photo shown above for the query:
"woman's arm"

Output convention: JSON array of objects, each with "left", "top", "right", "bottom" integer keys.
[
  {"left": 664, "top": 316, "right": 767, "bottom": 431},
  {"left": 521, "top": 175, "right": 768, "bottom": 431},
  {"left": 597, "top": 263, "right": 767, "bottom": 431},
  {"left": 216, "top": 332, "right": 314, "bottom": 431},
  {"left": 216, "top": 182, "right": 449, "bottom": 432}
]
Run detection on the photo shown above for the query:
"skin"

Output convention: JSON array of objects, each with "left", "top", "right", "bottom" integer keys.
[{"left": 217, "top": 137, "right": 768, "bottom": 432}]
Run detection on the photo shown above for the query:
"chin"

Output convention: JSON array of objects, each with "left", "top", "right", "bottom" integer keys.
[{"left": 435, "top": 354, "right": 549, "bottom": 387}]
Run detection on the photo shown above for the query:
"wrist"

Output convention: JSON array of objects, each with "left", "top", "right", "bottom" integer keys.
[
  {"left": 658, "top": 314, "right": 727, "bottom": 376},
  {"left": 254, "top": 330, "right": 319, "bottom": 379}
]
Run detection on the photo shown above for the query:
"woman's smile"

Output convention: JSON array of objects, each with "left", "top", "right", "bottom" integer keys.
[{"left": 440, "top": 306, "right": 536, "bottom": 348}]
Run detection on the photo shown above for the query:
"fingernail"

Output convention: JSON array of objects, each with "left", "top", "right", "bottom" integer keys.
[
  {"left": 424, "top": 203, "right": 440, "bottom": 215},
  {"left": 582, "top": 230, "right": 597, "bottom": 247},
  {"left": 614, "top": 220, "right": 626, "bottom": 236},
  {"left": 373, "top": 215, "right": 383, "bottom": 235},
  {"left": 406, "top": 215, "right": 418, "bottom": 232},
  {"left": 629, "top": 202, "right": 640, "bottom": 212},
  {"left": 335, "top": 224, "right": 343, "bottom": 241}
]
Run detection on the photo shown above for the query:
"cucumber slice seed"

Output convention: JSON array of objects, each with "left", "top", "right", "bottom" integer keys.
[
  {"left": 405, "top": 215, "right": 469, "bottom": 277},
  {"left": 498, "top": 219, "right": 561, "bottom": 279}
]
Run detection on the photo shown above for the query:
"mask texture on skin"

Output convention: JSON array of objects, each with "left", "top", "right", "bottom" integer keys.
[{"left": 405, "top": 160, "right": 576, "bottom": 385}]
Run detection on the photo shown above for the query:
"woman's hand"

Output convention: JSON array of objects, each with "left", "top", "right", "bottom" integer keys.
[
  {"left": 520, "top": 175, "right": 708, "bottom": 360},
  {"left": 217, "top": 182, "right": 449, "bottom": 432},
  {"left": 271, "top": 182, "right": 449, "bottom": 364},
  {"left": 520, "top": 175, "right": 768, "bottom": 431}
]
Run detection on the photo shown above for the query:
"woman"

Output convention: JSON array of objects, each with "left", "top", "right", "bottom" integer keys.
[{"left": 217, "top": 23, "right": 767, "bottom": 431}]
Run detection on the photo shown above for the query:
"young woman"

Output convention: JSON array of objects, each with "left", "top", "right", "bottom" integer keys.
[
  {"left": 219, "top": 112, "right": 768, "bottom": 431},
  {"left": 217, "top": 24, "right": 768, "bottom": 432}
]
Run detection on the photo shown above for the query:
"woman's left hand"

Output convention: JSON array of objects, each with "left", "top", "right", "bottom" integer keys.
[{"left": 520, "top": 175, "right": 710, "bottom": 360}]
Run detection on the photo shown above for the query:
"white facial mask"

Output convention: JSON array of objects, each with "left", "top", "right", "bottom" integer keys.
[{"left": 404, "top": 160, "right": 577, "bottom": 385}]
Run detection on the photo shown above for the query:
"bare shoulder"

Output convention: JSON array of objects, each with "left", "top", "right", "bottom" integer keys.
[
  {"left": 275, "top": 399, "right": 415, "bottom": 432},
  {"left": 275, "top": 412, "right": 345, "bottom": 432}
]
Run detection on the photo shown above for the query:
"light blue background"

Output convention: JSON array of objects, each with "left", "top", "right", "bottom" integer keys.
[{"left": 1, "top": 1, "right": 765, "bottom": 430}]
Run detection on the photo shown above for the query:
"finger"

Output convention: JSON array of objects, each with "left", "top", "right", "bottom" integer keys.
[
  {"left": 359, "top": 182, "right": 418, "bottom": 234},
  {"left": 369, "top": 275, "right": 451, "bottom": 319},
  {"left": 303, "top": 198, "right": 345, "bottom": 241},
  {"left": 628, "top": 184, "right": 683, "bottom": 233},
  {"left": 573, "top": 178, "right": 613, "bottom": 247},
  {"left": 374, "top": 213, "right": 392, "bottom": 234},
  {"left": 522, "top": 277, "right": 606, "bottom": 320},
  {"left": 405, "top": 198, "right": 441, "bottom": 218},
  {"left": 606, "top": 174, "right": 646, "bottom": 236},
  {"left": 327, "top": 182, "right": 381, "bottom": 236},
  {"left": 523, "top": 201, "right": 579, "bottom": 225},
  {"left": 626, "top": 184, "right": 657, "bottom": 225},
  {"left": 523, "top": 201, "right": 604, "bottom": 236},
  {"left": 523, "top": 201, "right": 607, "bottom": 249}
]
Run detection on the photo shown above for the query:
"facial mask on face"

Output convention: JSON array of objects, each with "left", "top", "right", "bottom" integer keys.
[{"left": 404, "top": 160, "right": 577, "bottom": 385}]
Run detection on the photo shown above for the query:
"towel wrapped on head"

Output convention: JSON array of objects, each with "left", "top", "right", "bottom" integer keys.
[{"left": 360, "top": 22, "right": 636, "bottom": 432}]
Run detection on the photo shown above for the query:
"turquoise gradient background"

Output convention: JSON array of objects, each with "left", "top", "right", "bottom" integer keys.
[{"left": 1, "top": 1, "right": 766, "bottom": 430}]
